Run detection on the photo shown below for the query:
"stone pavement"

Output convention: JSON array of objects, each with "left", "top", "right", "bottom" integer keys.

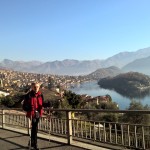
[
  {"left": 0, "top": 128, "right": 86, "bottom": 150},
  {"left": 0, "top": 128, "right": 116, "bottom": 150}
]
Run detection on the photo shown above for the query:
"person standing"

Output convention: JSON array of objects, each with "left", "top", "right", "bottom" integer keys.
[{"left": 23, "top": 82, "right": 44, "bottom": 150}]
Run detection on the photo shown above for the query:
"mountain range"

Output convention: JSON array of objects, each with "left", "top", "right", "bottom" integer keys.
[
  {"left": 122, "top": 56, "right": 150, "bottom": 75},
  {"left": 1, "top": 47, "right": 150, "bottom": 76}
]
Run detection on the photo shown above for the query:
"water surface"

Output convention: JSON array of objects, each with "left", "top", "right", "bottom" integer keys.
[{"left": 68, "top": 81, "right": 150, "bottom": 110}]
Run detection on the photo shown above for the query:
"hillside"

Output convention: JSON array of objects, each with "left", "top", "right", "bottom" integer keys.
[
  {"left": 31, "top": 59, "right": 103, "bottom": 75},
  {"left": 122, "top": 56, "right": 150, "bottom": 75},
  {"left": 98, "top": 72, "right": 150, "bottom": 98},
  {"left": 102, "top": 47, "right": 150, "bottom": 68},
  {"left": 86, "top": 66, "right": 122, "bottom": 80}
]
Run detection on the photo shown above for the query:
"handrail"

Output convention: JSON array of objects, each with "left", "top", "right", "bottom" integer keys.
[
  {"left": 1, "top": 108, "right": 150, "bottom": 113},
  {"left": 47, "top": 109, "right": 150, "bottom": 114}
]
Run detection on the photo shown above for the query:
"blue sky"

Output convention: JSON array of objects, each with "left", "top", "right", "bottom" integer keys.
[{"left": 0, "top": 0, "right": 150, "bottom": 62}]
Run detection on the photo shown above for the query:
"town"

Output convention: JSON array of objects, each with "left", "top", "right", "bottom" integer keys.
[
  {"left": 0, "top": 68, "right": 91, "bottom": 93},
  {"left": 0, "top": 68, "right": 114, "bottom": 109}
]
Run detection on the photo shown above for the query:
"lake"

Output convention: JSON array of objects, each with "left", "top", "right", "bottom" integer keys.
[{"left": 68, "top": 81, "right": 150, "bottom": 110}]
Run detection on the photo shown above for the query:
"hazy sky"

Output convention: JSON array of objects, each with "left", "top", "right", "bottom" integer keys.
[{"left": 1, "top": 0, "right": 150, "bottom": 62}]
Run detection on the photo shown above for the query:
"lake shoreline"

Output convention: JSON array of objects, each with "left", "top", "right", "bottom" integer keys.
[{"left": 68, "top": 81, "right": 150, "bottom": 110}]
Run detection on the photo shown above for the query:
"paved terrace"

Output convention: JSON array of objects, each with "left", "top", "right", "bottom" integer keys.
[
  {"left": 0, "top": 128, "right": 112, "bottom": 150},
  {"left": 2, "top": 109, "right": 147, "bottom": 150}
]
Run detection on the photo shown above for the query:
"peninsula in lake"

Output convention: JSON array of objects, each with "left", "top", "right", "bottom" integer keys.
[{"left": 98, "top": 72, "right": 150, "bottom": 98}]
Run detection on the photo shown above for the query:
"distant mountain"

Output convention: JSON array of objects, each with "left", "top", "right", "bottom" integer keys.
[
  {"left": 102, "top": 47, "right": 150, "bottom": 68},
  {"left": 30, "top": 59, "right": 103, "bottom": 75},
  {"left": 0, "top": 59, "right": 104, "bottom": 75},
  {"left": 1, "top": 59, "right": 43, "bottom": 72},
  {"left": 86, "top": 66, "right": 122, "bottom": 80},
  {"left": 122, "top": 56, "right": 150, "bottom": 75},
  {"left": 1, "top": 47, "right": 150, "bottom": 75}
]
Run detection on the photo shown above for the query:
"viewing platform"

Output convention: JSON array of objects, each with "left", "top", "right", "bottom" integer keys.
[
  {"left": 0, "top": 128, "right": 87, "bottom": 150},
  {"left": 1, "top": 108, "right": 150, "bottom": 150},
  {"left": 0, "top": 128, "right": 111, "bottom": 150}
]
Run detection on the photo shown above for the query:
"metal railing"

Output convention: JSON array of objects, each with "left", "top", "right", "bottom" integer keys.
[{"left": 0, "top": 108, "right": 150, "bottom": 149}]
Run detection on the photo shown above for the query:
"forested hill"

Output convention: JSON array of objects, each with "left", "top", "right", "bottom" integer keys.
[
  {"left": 98, "top": 72, "right": 150, "bottom": 98},
  {"left": 85, "top": 66, "right": 122, "bottom": 80}
]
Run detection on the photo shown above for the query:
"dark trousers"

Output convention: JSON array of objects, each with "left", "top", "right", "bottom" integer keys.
[{"left": 31, "top": 118, "right": 39, "bottom": 146}]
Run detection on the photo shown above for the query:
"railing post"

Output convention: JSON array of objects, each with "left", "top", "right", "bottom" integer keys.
[
  {"left": 127, "top": 124, "right": 130, "bottom": 147},
  {"left": 27, "top": 118, "right": 31, "bottom": 135},
  {"left": 121, "top": 124, "right": 124, "bottom": 145},
  {"left": 142, "top": 126, "right": 145, "bottom": 149},
  {"left": 135, "top": 125, "right": 137, "bottom": 148},
  {"left": 94, "top": 122, "right": 96, "bottom": 141},
  {"left": 66, "top": 111, "right": 72, "bottom": 144},
  {"left": 2, "top": 109, "right": 5, "bottom": 128}
]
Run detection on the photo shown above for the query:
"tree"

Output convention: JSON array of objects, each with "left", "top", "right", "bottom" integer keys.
[
  {"left": 48, "top": 77, "right": 55, "bottom": 90},
  {"left": 63, "top": 90, "right": 81, "bottom": 109},
  {"left": 122, "top": 101, "right": 150, "bottom": 125},
  {"left": 106, "top": 94, "right": 112, "bottom": 101},
  {"left": 0, "top": 92, "right": 24, "bottom": 108},
  {"left": 1, "top": 95, "right": 15, "bottom": 107}
]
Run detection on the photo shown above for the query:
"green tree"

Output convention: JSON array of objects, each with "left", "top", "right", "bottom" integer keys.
[
  {"left": 105, "top": 94, "right": 112, "bottom": 101},
  {"left": 48, "top": 77, "right": 55, "bottom": 90},
  {"left": 1, "top": 95, "right": 15, "bottom": 107},
  {"left": 63, "top": 90, "right": 81, "bottom": 109},
  {"left": 122, "top": 101, "right": 150, "bottom": 125}
]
